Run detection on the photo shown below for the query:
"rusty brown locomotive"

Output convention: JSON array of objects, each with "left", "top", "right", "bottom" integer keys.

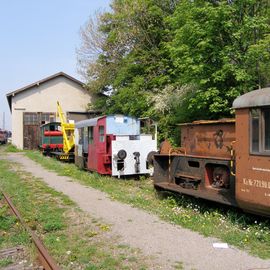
[{"left": 153, "top": 87, "right": 270, "bottom": 217}]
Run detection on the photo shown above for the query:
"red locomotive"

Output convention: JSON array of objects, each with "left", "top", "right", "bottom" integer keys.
[
  {"left": 75, "top": 115, "right": 157, "bottom": 176},
  {"left": 40, "top": 122, "right": 63, "bottom": 155},
  {"left": 153, "top": 87, "right": 270, "bottom": 217},
  {"left": 0, "top": 129, "right": 8, "bottom": 144}
]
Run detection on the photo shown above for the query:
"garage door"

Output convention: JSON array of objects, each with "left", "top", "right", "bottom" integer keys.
[{"left": 23, "top": 112, "right": 55, "bottom": 149}]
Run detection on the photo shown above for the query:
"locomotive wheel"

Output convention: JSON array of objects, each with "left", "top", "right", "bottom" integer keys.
[{"left": 212, "top": 166, "right": 230, "bottom": 188}]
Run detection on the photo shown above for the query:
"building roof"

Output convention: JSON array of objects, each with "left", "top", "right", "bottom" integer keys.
[
  {"left": 232, "top": 87, "right": 270, "bottom": 109},
  {"left": 6, "top": 72, "right": 85, "bottom": 111}
]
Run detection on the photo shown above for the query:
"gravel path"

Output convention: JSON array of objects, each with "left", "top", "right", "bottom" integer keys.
[{"left": 2, "top": 152, "right": 270, "bottom": 270}]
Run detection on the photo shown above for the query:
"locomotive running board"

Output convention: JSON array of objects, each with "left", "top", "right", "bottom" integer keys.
[{"left": 154, "top": 182, "right": 237, "bottom": 206}]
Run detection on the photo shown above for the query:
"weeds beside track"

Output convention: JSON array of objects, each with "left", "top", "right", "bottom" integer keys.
[
  {"left": 1, "top": 191, "right": 60, "bottom": 270},
  {"left": 0, "top": 154, "right": 150, "bottom": 269}
]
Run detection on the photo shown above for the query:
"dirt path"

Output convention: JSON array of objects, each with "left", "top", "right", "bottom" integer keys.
[{"left": 1, "top": 152, "right": 270, "bottom": 270}]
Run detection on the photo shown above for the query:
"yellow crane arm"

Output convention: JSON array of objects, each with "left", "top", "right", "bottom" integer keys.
[
  {"left": 57, "top": 101, "right": 75, "bottom": 154},
  {"left": 57, "top": 101, "right": 67, "bottom": 124}
]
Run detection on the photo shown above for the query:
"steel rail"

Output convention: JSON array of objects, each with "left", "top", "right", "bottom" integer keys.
[{"left": 2, "top": 191, "right": 61, "bottom": 270}]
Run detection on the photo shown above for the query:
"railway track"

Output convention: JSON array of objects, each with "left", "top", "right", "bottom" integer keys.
[
  {"left": 0, "top": 246, "right": 42, "bottom": 270},
  {"left": 1, "top": 191, "right": 61, "bottom": 270}
]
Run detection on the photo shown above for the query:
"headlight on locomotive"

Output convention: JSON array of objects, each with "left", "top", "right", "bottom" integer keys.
[{"left": 117, "top": 149, "right": 127, "bottom": 160}]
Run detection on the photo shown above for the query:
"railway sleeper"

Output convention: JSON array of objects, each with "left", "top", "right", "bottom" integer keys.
[{"left": 0, "top": 246, "right": 42, "bottom": 270}]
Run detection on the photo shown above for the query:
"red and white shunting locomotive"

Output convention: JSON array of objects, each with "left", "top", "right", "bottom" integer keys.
[{"left": 75, "top": 115, "right": 157, "bottom": 177}]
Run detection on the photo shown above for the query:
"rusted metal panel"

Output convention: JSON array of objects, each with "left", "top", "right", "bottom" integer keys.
[
  {"left": 180, "top": 121, "right": 235, "bottom": 158},
  {"left": 153, "top": 119, "right": 236, "bottom": 206},
  {"left": 159, "top": 140, "right": 186, "bottom": 155},
  {"left": 153, "top": 154, "right": 236, "bottom": 206},
  {"left": 235, "top": 109, "right": 270, "bottom": 216},
  {"left": 178, "top": 118, "right": 235, "bottom": 126}
]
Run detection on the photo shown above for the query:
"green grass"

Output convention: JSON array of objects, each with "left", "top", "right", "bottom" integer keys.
[
  {"left": 25, "top": 150, "right": 270, "bottom": 259},
  {"left": 174, "top": 261, "right": 184, "bottom": 270},
  {"left": 0, "top": 194, "right": 31, "bottom": 268},
  {"left": 3, "top": 144, "right": 22, "bottom": 153},
  {"left": 0, "top": 258, "right": 13, "bottom": 268},
  {"left": 0, "top": 196, "right": 30, "bottom": 249},
  {"left": 0, "top": 159, "right": 149, "bottom": 269}
]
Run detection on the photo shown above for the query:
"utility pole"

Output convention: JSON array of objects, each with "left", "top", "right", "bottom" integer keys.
[{"left": 3, "top": 112, "right": 5, "bottom": 130}]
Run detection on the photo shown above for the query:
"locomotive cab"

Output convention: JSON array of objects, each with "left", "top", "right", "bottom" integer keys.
[
  {"left": 75, "top": 115, "right": 157, "bottom": 176},
  {"left": 40, "top": 122, "right": 63, "bottom": 155},
  {"left": 233, "top": 87, "right": 270, "bottom": 216}
]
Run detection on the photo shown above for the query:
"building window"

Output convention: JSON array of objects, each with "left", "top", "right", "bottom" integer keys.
[
  {"left": 41, "top": 113, "right": 55, "bottom": 124},
  {"left": 88, "top": 126, "right": 94, "bottom": 144},
  {"left": 250, "top": 108, "right": 270, "bottom": 154},
  {"left": 24, "top": 112, "right": 55, "bottom": 125},
  {"left": 99, "top": 126, "right": 105, "bottom": 142},
  {"left": 23, "top": 113, "right": 38, "bottom": 125}
]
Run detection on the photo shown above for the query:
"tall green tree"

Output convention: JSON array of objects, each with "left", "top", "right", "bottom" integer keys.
[
  {"left": 78, "top": 0, "right": 270, "bottom": 143},
  {"left": 168, "top": 0, "right": 270, "bottom": 119},
  {"left": 79, "top": 0, "right": 176, "bottom": 117}
]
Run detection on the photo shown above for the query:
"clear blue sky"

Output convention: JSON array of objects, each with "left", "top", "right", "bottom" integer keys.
[{"left": 0, "top": 0, "right": 111, "bottom": 130}]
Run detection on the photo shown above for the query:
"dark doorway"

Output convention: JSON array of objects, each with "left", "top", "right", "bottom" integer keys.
[{"left": 23, "top": 112, "right": 55, "bottom": 149}]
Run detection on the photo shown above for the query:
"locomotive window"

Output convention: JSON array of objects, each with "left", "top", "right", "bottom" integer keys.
[
  {"left": 251, "top": 109, "right": 260, "bottom": 153},
  {"left": 99, "top": 126, "right": 105, "bottom": 142},
  {"left": 49, "top": 125, "right": 55, "bottom": 131},
  {"left": 250, "top": 108, "right": 270, "bottom": 154},
  {"left": 83, "top": 127, "right": 88, "bottom": 145},
  {"left": 78, "top": 128, "right": 83, "bottom": 144},
  {"left": 88, "top": 127, "right": 94, "bottom": 144},
  {"left": 263, "top": 109, "right": 270, "bottom": 151}
]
